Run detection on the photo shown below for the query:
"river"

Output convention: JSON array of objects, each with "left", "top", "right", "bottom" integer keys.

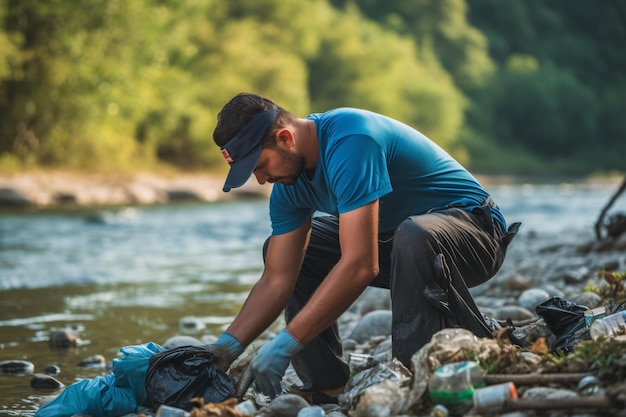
[{"left": 0, "top": 179, "right": 623, "bottom": 416}]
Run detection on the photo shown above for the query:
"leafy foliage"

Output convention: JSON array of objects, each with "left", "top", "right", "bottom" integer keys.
[{"left": 0, "top": 0, "right": 624, "bottom": 174}]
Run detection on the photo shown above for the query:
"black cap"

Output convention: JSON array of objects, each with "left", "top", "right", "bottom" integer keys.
[{"left": 220, "top": 107, "right": 277, "bottom": 192}]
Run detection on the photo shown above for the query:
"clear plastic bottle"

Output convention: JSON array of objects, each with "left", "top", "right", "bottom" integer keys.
[
  {"left": 590, "top": 310, "right": 626, "bottom": 340},
  {"left": 428, "top": 361, "right": 485, "bottom": 413}
]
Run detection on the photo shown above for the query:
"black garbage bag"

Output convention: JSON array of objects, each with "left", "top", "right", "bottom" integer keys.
[
  {"left": 535, "top": 297, "right": 590, "bottom": 354},
  {"left": 144, "top": 345, "right": 236, "bottom": 411}
]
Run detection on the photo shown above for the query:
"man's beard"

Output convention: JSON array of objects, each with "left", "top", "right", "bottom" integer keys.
[{"left": 269, "top": 147, "right": 306, "bottom": 185}]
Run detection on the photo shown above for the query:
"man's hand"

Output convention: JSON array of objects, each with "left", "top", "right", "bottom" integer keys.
[
  {"left": 240, "top": 329, "right": 303, "bottom": 399},
  {"left": 204, "top": 332, "right": 244, "bottom": 371}
]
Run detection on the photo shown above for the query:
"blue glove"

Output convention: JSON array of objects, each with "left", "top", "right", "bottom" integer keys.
[
  {"left": 245, "top": 329, "right": 303, "bottom": 398},
  {"left": 206, "top": 332, "right": 244, "bottom": 371}
]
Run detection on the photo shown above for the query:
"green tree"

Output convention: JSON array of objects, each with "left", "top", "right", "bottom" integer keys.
[{"left": 491, "top": 57, "right": 598, "bottom": 160}]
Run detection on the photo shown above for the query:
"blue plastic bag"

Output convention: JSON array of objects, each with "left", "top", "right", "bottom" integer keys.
[
  {"left": 113, "top": 342, "right": 164, "bottom": 404},
  {"left": 35, "top": 342, "right": 164, "bottom": 417}
]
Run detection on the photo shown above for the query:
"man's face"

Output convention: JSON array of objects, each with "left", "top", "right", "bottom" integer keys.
[{"left": 253, "top": 146, "right": 305, "bottom": 186}]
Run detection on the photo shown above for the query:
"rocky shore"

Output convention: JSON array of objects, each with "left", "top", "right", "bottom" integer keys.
[
  {"left": 27, "top": 212, "right": 626, "bottom": 417},
  {"left": 0, "top": 171, "right": 269, "bottom": 209},
  {"left": 4, "top": 172, "right": 626, "bottom": 416}
]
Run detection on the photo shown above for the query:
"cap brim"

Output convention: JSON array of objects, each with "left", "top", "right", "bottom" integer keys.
[{"left": 222, "top": 145, "right": 262, "bottom": 192}]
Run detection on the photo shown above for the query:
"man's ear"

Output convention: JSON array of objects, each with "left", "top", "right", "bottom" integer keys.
[{"left": 275, "top": 128, "right": 295, "bottom": 148}]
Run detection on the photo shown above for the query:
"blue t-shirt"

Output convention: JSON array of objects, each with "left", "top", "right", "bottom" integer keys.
[{"left": 269, "top": 108, "right": 505, "bottom": 235}]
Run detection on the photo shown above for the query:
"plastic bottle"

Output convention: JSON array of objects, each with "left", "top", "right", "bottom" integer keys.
[
  {"left": 472, "top": 382, "right": 517, "bottom": 412},
  {"left": 589, "top": 310, "right": 626, "bottom": 340},
  {"left": 428, "top": 361, "right": 485, "bottom": 413}
]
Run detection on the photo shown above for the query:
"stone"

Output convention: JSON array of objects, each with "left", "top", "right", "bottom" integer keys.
[
  {"left": 30, "top": 373, "right": 64, "bottom": 390},
  {"left": 78, "top": 354, "right": 106, "bottom": 369},
  {"left": 266, "top": 394, "right": 310, "bottom": 417},
  {"left": 517, "top": 288, "right": 551, "bottom": 311},
  {"left": 162, "top": 335, "right": 204, "bottom": 349},
  {"left": 494, "top": 305, "right": 535, "bottom": 322},
  {"left": 348, "top": 310, "right": 392, "bottom": 343},
  {"left": 297, "top": 405, "right": 325, "bottom": 417},
  {"left": 0, "top": 360, "right": 35, "bottom": 375},
  {"left": 48, "top": 329, "right": 81, "bottom": 348}
]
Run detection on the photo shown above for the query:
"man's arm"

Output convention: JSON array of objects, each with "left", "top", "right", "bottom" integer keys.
[
  {"left": 224, "top": 217, "right": 312, "bottom": 347},
  {"left": 286, "top": 199, "right": 379, "bottom": 345}
]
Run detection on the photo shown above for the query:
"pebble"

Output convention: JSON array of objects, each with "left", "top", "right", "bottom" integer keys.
[
  {"left": 78, "top": 354, "right": 106, "bottom": 369},
  {"left": 568, "top": 292, "right": 602, "bottom": 308},
  {"left": 517, "top": 288, "right": 551, "bottom": 311},
  {"left": 44, "top": 364, "right": 61, "bottom": 376},
  {"left": 522, "top": 386, "right": 579, "bottom": 400},
  {"left": 30, "top": 374, "right": 64, "bottom": 390},
  {"left": 162, "top": 335, "right": 204, "bottom": 349},
  {"left": 265, "top": 394, "right": 310, "bottom": 417},
  {"left": 504, "top": 273, "right": 532, "bottom": 291},
  {"left": 297, "top": 405, "right": 325, "bottom": 417},
  {"left": 348, "top": 310, "right": 392, "bottom": 343},
  {"left": 494, "top": 305, "right": 535, "bottom": 322},
  {"left": 48, "top": 329, "right": 81, "bottom": 348},
  {"left": 577, "top": 375, "right": 601, "bottom": 396},
  {"left": 538, "top": 284, "right": 565, "bottom": 298},
  {"left": 178, "top": 316, "right": 206, "bottom": 333},
  {"left": 0, "top": 360, "right": 35, "bottom": 375}
]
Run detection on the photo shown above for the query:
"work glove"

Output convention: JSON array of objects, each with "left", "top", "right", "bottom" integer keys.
[
  {"left": 238, "top": 329, "right": 303, "bottom": 399},
  {"left": 204, "top": 332, "right": 244, "bottom": 371}
]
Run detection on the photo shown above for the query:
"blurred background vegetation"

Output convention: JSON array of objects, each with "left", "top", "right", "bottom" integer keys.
[{"left": 0, "top": 0, "right": 624, "bottom": 176}]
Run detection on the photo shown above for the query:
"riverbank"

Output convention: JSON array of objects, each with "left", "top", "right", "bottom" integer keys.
[
  {"left": 0, "top": 170, "right": 622, "bottom": 211},
  {"left": 1, "top": 181, "right": 626, "bottom": 416},
  {"left": 0, "top": 170, "right": 270, "bottom": 210}
]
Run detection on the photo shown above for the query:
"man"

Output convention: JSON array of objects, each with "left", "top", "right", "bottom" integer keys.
[{"left": 207, "top": 92, "right": 519, "bottom": 401}]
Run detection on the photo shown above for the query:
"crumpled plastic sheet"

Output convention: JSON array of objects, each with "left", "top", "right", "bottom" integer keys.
[
  {"left": 338, "top": 358, "right": 411, "bottom": 409},
  {"left": 35, "top": 342, "right": 164, "bottom": 417}
]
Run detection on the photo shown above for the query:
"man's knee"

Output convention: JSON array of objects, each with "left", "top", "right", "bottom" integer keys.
[{"left": 393, "top": 217, "right": 431, "bottom": 252}]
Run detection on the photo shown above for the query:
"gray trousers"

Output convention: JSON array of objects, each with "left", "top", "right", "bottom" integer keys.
[{"left": 263, "top": 205, "right": 519, "bottom": 391}]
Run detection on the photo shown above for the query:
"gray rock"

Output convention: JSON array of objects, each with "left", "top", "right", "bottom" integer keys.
[
  {"left": 162, "top": 335, "right": 203, "bottom": 349},
  {"left": 504, "top": 273, "right": 532, "bottom": 291},
  {"left": 348, "top": 310, "right": 392, "bottom": 343},
  {"left": 0, "top": 360, "right": 35, "bottom": 375},
  {"left": 0, "top": 187, "right": 32, "bottom": 207},
  {"left": 44, "top": 364, "right": 61, "bottom": 376},
  {"left": 48, "top": 329, "right": 81, "bottom": 348},
  {"left": 354, "top": 287, "right": 391, "bottom": 315},
  {"left": 494, "top": 305, "right": 535, "bottom": 322},
  {"left": 178, "top": 316, "right": 206, "bottom": 333},
  {"left": 517, "top": 288, "right": 551, "bottom": 311},
  {"left": 266, "top": 394, "right": 310, "bottom": 417},
  {"left": 326, "top": 412, "right": 349, "bottom": 417},
  {"left": 521, "top": 386, "right": 579, "bottom": 400},
  {"left": 78, "top": 354, "right": 106, "bottom": 369},
  {"left": 568, "top": 292, "right": 602, "bottom": 308},
  {"left": 539, "top": 284, "right": 565, "bottom": 298},
  {"left": 297, "top": 405, "right": 325, "bottom": 417},
  {"left": 30, "top": 373, "right": 64, "bottom": 390},
  {"left": 562, "top": 266, "right": 591, "bottom": 284}
]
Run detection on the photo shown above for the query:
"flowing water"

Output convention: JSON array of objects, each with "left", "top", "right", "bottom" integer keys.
[{"left": 0, "top": 179, "right": 623, "bottom": 416}]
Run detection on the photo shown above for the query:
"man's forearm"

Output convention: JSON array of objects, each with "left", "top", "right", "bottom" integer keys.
[
  {"left": 225, "top": 276, "right": 294, "bottom": 347},
  {"left": 286, "top": 257, "right": 376, "bottom": 345}
]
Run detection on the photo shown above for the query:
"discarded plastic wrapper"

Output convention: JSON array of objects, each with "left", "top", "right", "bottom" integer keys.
[{"left": 338, "top": 358, "right": 411, "bottom": 409}]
